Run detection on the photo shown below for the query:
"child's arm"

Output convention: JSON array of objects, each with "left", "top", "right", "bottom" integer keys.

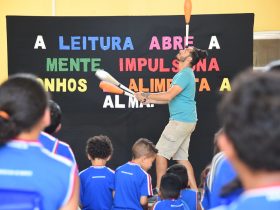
[
  {"left": 140, "top": 196, "right": 148, "bottom": 210},
  {"left": 60, "top": 173, "right": 79, "bottom": 210},
  {"left": 197, "top": 202, "right": 203, "bottom": 210}
]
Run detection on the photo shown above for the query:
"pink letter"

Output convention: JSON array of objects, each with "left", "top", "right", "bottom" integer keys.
[
  {"left": 162, "top": 36, "right": 172, "bottom": 50},
  {"left": 149, "top": 36, "right": 160, "bottom": 50}
]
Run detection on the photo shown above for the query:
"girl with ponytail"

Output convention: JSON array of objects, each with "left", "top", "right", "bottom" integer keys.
[{"left": 0, "top": 74, "right": 78, "bottom": 210}]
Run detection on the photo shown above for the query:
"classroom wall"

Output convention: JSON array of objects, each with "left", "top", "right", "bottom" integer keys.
[{"left": 1, "top": 0, "right": 280, "bottom": 82}]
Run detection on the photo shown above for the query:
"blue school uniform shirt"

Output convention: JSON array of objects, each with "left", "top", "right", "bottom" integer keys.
[
  {"left": 180, "top": 189, "right": 198, "bottom": 210},
  {"left": 39, "top": 131, "right": 76, "bottom": 162},
  {"left": 79, "top": 166, "right": 115, "bottom": 210},
  {"left": 226, "top": 186, "right": 280, "bottom": 210},
  {"left": 153, "top": 199, "right": 190, "bottom": 210},
  {"left": 113, "top": 162, "right": 153, "bottom": 210},
  {"left": 169, "top": 67, "right": 197, "bottom": 123},
  {"left": 0, "top": 140, "right": 76, "bottom": 210},
  {"left": 201, "top": 182, "right": 211, "bottom": 209},
  {"left": 202, "top": 153, "right": 242, "bottom": 209}
]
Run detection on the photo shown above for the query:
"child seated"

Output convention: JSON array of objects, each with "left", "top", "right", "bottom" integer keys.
[
  {"left": 113, "top": 138, "right": 157, "bottom": 210},
  {"left": 153, "top": 173, "right": 190, "bottom": 210},
  {"left": 79, "top": 135, "right": 114, "bottom": 210},
  {"left": 167, "top": 164, "right": 198, "bottom": 210}
]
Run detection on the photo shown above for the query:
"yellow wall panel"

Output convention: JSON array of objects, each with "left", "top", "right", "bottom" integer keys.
[
  {"left": 55, "top": 0, "right": 280, "bottom": 31},
  {"left": 0, "top": 0, "right": 52, "bottom": 82}
]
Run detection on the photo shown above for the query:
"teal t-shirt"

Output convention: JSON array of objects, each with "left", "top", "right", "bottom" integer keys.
[{"left": 169, "top": 67, "right": 197, "bottom": 123}]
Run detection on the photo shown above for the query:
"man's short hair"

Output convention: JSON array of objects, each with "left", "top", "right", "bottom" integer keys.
[
  {"left": 219, "top": 71, "right": 280, "bottom": 171},
  {"left": 160, "top": 173, "right": 182, "bottom": 199},
  {"left": 190, "top": 47, "right": 208, "bottom": 66},
  {"left": 132, "top": 138, "right": 158, "bottom": 159}
]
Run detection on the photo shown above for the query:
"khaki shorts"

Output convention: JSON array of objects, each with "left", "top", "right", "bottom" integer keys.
[{"left": 156, "top": 120, "right": 196, "bottom": 160}]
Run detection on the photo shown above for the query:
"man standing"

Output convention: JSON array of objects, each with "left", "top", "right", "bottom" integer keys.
[{"left": 135, "top": 47, "right": 207, "bottom": 190}]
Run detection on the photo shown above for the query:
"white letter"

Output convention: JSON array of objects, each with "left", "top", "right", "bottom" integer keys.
[
  {"left": 115, "top": 95, "right": 125, "bottom": 108},
  {"left": 208, "top": 36, "right": 220, "bottom": 49},
  {"left": 103, "top": 95, "right": 114, "bottom": 108},
  {"left": 34, "top": 35, "right": 46, "bottom": 49},
  {"left": 128, "top": 97, "right": 139, "bottom": 108}
]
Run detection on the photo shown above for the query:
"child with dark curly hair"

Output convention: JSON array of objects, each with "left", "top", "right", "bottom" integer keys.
[{"left": 79, "top": 135, "right": 114, "bottom": 210}]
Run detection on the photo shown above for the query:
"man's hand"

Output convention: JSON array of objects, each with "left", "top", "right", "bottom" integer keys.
[{"left": 134, "top": 92, "right": 146, "bottom": 103}]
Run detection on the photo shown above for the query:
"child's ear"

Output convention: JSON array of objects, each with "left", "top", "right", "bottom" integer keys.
[
  {"left": 87, "top": 154, "right": 91, "bottom": 161},
  {"left": 140, "top": 156, "right": 146, "bottom": 163},
  {"left": 106, "top": 155, "right": 111, "bottom": 161},
  {"left": 54, "top": 123, "right": 62, "bottom": 133},
  {"left": 218, "top": 132, "right": 236, "bottom": 160}
]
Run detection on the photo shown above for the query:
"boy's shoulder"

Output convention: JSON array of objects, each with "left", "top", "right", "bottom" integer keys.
[
  {"left": 116, "top": 162, "right": 137, "bottom": 170},
  {"left": 181, "top": 188, "right": 197, "bottom": 195},
  {"left": 117, "top": 162, "right": 147, "bottom": 172},
  {"left": 105, "top": 166, "right": 115, "bottom": 174},
  {"left": 79, "top": 166, "right": 115, "bottom": 176},
  {"left": 79, "top": 166, "right": 92, "bottom": 176},
  {"left": 228, "top": 187, "right": 280, "bottom": 210},
  {"left": 115, "top": 162, "right": 150, "bottom": 179},
  {"left": 153, "top": 199, "right": 187, "bottom": 210}
]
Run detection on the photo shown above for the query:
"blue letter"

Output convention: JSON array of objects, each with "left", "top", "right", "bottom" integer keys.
[
  {"left": 123, "top": 37, "right": 134, "bottom": 50},
  {"left": 71, "top": 36, "right": 81, "bottom": 50},
  {"left": 59, "top": 36, "right": 70, "bottom": 50},
  {"left": 111, "top": 37, "right": 121, "bottom": 50},
  {"left": 82, "top": 36, "right": 87, "bottom": 50},
  {"left": 88, "top": 37, "right": 99, "bottom": 50},
  {"left": 100, "top": 37, "right": 110, "bottom": 50}
]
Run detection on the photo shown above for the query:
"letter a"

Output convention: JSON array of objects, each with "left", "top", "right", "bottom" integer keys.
[
  {"left": 208, "top": 36, "right": 220, "bottom": 50},
  {"left": 149, "top": 36, "right": 160, "bottom": 50},
  {"left": 103, "top": 95, "right": 114, "bottom": 108},
  {"left": 219, "top": 78, "right": 231, "bottom": 91},
  {"left": 34, "top": 35, "right": 46, "bottom": 49}
]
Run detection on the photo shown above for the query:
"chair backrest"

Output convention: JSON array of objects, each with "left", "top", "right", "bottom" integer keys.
[{"left": 0, "top": 188, "right": 43, "bottom": 210}]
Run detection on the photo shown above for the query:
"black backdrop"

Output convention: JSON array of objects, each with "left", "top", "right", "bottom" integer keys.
[{"left": 7, "top": 14, "right": 254, "bottom": 184}]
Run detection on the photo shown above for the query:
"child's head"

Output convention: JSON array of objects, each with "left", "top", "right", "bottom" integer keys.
[
  {"left": 132, "top": 138, "right": 158, "bottom": 171},
  {"left": 44, "top": 100, "right": 62, "bottom": 135},
  {"left": 0, "top": 74, "right": 49, "bottom": 144},
  {"left": 159, "top": 173, "right": 182, "bottom": 200},
  {"left": 199, "top": 164, "right": 211, "bottom": 188},
  {"left": 166, "top": 164, "right": 188, "bottom": 189},
  {"left": 219, "top": 71, "right": 280, "bottom": 172},
  {"left": 86, "top": 135, "right": 113, "bottom": 161}
]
